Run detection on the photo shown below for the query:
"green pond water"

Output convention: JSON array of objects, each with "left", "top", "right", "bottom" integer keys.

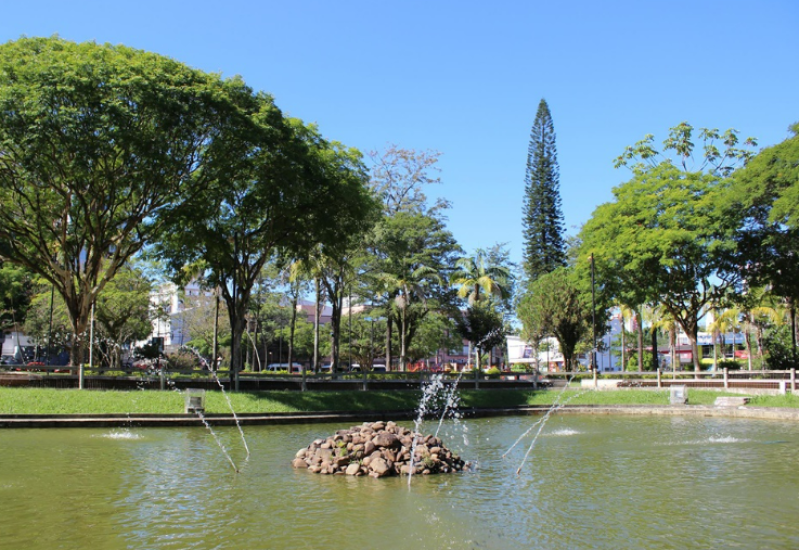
[{"left": 1, "top": 414, "right": 798, "bottom": 550}]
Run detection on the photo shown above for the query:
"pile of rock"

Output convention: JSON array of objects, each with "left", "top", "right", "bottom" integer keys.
[{"left": 292, "top": 421, "right": 467, "bottom": 477}]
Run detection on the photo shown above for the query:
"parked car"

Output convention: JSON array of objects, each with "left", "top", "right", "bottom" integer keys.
[
  {"left": 0, "top": 355, "right": 16, "bottom": 366},
  {"left": 372, "top": 365, "right": 387, "bottom": 373},
  {"left": 265, "top": 363, "right": 303, "bottom": 373}
]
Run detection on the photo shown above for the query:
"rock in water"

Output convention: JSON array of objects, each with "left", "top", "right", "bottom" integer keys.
[{"left": 292, "top": 421, "right": 466, "bottom": 477}]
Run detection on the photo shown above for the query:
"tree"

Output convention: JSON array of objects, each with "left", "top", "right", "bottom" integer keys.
[
  {"left": 581, "top": 123, "right": 757, "bottom": 371},
  {"left": 731, "top": 123, "right": 799, "bottom": 361},
  {"left": 276, "top": 316, "right": 329, "bottom": 363},
  {"left": 735, "top": 285, "right": 784, "bottom": 369},
  {"left": 0, "top": 37, "right": 248, "bottom": 366},
  {"left": 522, "top": 99, "right": 566, "bottom": 282},
  {"left": 517, "top": 267, "right": 592, "bottom": 371},
  {"left": 649, "top": 304, "right": 680, "bottom": 371},
  {"left": 92, "top": 265, "right": 155, "bottom": 369},
  {"left": 180, "top": 288, "right": 231, "bottom": 361},
  {"left": 450, "top": 247, "right": 513, "bottom": 368},
  {"left": 365, "top": 211, "right": 460, "bottom": 370},
  {"left": 450, "top": 250, "right": 511, "bottom": 307},
  {"left": 405, "top": 311, "right": 461, "bottom": 367},
  {"left": 158, "top": 108, "right": 378, "bottom": 385},
  {"left": 0, "top": 263, "right": 33, "bottom": 330},
  {"left": 290, "top": 246, "right": 327, "bottom": 372},
  {"left": 455, "top": 301, "right": 506, "bottom": 375},
  {"left": 366, "top": 146, "right": 456, "bottom": 369},
  {"left": 339, "top": 312, "right": 387, "bottom": 370},
  {"left": 379, "top": 264, "right": 442, "bottom": 371},
  {"left": 368, "top": 145, "right": 450, "bottom": 217},
  {"left": 24, "top": 266, "right": 153, "bottom": 367},
  {"left": 24, "top": 285, "right": 71, "bottom": 361},
  {"left": 317, "top": 236, "right": 368, "bottom": 373}
]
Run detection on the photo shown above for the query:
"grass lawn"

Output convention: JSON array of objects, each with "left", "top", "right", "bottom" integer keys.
[{"left": 1, "top": 387, "right": 797, "bottom": 415}]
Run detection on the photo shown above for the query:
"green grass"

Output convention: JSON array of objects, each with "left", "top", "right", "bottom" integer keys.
[
  {"left": 0, "top": 387, "right": 797, "bottom": 415},
  {"left": 747, "top": 393, "right": 799, "bottom": 408}
]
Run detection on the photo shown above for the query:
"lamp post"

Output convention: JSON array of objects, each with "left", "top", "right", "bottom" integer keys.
[
  {"left": 590, "top": 253, "right": 597, "bottom": 373},
  {"left": 348, "top": 287, "right": 352, "bottom": 372},
  {"left": 46, "top": 285, "right": 54, "bottom": 366}
]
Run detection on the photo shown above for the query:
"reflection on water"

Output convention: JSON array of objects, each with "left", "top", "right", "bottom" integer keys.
[{"left": 1, "top": 415, "right": 799, "bottom": 549}]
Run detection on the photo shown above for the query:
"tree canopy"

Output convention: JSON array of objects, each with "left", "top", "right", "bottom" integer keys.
[
  {"left": 581, "top": 123, "right": 757, "bottom": 370},
  {"left": 517, "top": 267, "right": 592, "bottom": 371},
  {"left": 0, "top": 37, "right": 249, "bottom": 365},
  {"left": 157, "top": 104, "right": 378, "bottom": 379}
]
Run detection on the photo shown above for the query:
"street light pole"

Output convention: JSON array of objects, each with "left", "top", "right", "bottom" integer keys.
[
  {"left": 591, "top": 253, "right": 597, "bottom": 372},
  {"left": 46, "top": 285, "right": 54, "bottom": 366},
  {"left": 348, "top": 286, "right": 352, "bottom": 372}
]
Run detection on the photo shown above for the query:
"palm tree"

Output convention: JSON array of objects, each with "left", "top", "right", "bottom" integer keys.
[
  {"left": 450, "top": 250, "right": 511, "bottom": 368},
  {"left": 616, "top": 303, "right": 637, "bottom": 371},
  {"left": 708, "top": 308, "right": 742, "bottom": 369},
  {"left": 737, "top": 286, "right": 784, "bottom": 370},
  {"left": 379, "top": 265, "right": 441, "bottom": 371},
  {"left": 649, "top": 304, "right": 679, "bottom": 373},
  {"left": 449, "top": 252, "right": 511, "bottom": 307}
]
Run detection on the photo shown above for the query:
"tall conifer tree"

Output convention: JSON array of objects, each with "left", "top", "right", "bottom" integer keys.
[{"left": 522, "top": 99, "right": 566, "bottom": 281}]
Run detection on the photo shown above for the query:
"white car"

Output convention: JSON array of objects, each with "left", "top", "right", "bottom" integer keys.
[{"left": 265, "top": 363, "right": 302, "bottom": 373}]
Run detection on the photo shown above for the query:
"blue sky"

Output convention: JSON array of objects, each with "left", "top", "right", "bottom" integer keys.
[{"left": 3, "top": 1, "right": 797, "bottom": 266}]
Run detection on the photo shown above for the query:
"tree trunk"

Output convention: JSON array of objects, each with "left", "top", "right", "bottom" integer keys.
[
  {"left": 68, "top": 316, "right": 89, "bottom": 369},
  {"left": 744, "top": 324, "right": 753, "bottom": 371},
  {"left": 399, "top": 305, "right": 407, "bottom": 372},
  {"left": 620, "top": 312, "right": 626, "bottom": 371},
  {"left": 385, "top": 316, "right": 392, "bottom": 371},
  {"left": 791, "top": 300, "right": 797, "bottom": 366},
  {"left": 651, "top": 326, "right": 658, "bottom": 370},
  {"left": 313, "top": 278, "right": 321, "bottom": 373},
  {"left": 689, "top": 321, "right": 701, "bottom": 374},
  {"left": 637, "top": 308, "right": 643, "bottom": 372},
  {"left": 330, "top": 297, "right": 342, "bottom": 373},
  {"left": 228, "top": 312, "right": 247, "bottom": 388},
  {"left": 288, "top": 292, "right": 298, "bottom": 371},
  {"left": 212, "top": 291, "right": 220, "bottom": 371},
  {"left": 669, "top": 326, "right": 676, "bottom": 373}
]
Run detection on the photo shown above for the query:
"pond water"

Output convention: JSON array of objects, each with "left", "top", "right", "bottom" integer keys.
[{"left": 1, "top": 414, "right": 798, "bottom": 549}]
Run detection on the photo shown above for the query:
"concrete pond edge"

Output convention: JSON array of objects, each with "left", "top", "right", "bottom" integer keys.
[{"left": 1, "top": 404, "right": 798, "bottom": 428}]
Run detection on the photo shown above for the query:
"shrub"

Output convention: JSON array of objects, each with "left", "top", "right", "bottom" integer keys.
[
  {"left": 718, "top": 359, "right": 741, "bottom": 370},
  {"left": 511, "top": 363, "right": 533, "bottom": 373},
  {"left": 486, "top": 367, "right": 501, "bottom": 379},
  {"left": 166, "top": 350, "right": 203, "bottom": 371}
]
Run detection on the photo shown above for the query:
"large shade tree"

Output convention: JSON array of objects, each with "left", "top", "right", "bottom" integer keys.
[
  {"left": 580, "top": 123, "right": 757, "bottom": 370},
  {"left": 0, "top": 37, "right": 247, "bottom": 366},
  {"left": 158, "top": 106, "right": 378, "bottom": 384},
  {"left": 731, "top": 123, "right": 799, "bottom": 360}
]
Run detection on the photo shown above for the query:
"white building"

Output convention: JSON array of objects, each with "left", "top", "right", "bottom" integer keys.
[
  {"left": 507, "top": 313, "right": 625, "bottom": 372},
  {"left": 146, "top": 281, "right": 215, "bottom": 352}
]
